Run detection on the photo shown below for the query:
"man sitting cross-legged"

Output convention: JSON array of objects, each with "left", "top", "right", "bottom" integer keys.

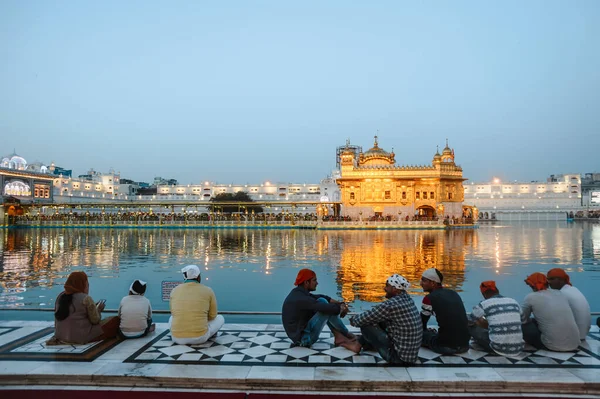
[
  {"left": 521, "top": 272, "right": 580, "bottom": 352},
  {"left": 169, "top": 265, "right": 225, "bottom": 345},
  {"left": 282, "top": 268, "right": 356, "bottom": 349},
  {"left": 420, "top": 268, "right": 470, "bottom": 354},
  {"left": 468, "top": 281, "right": 524, "bottom": 357},
  {"left": 547, "top": 268, "right": 591, "bottom": 341},
  {"left": 348, "top": 274, "right": 422, "bottom": 365}
]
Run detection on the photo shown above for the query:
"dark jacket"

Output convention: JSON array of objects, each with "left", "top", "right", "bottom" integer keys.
[{"left": 282, "top": 286, "right": 341, "bottom": 343}]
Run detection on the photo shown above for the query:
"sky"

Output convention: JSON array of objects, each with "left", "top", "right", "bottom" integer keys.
[{"left": 1, "top": 1, "right": 599, "bottom": 185}]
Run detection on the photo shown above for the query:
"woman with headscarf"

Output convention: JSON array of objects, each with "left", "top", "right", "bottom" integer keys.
[{"left": 49, "top": 271, "right": 119, "bottom": 344}]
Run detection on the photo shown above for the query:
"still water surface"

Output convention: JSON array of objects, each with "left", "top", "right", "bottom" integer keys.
[{"left": 1, "top": 222, "right": 599, "bottom": 322}]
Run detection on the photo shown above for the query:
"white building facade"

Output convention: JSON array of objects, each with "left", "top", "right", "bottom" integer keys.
[{"left": 463, "top": 174, "right": 582, "bottom": 220}]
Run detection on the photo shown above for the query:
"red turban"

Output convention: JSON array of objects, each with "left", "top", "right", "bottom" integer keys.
[
  {"left": 295, "top": 269, "right": 316, "bottom": 286},
  {"left": 547, "top": 268, "right": 571, "bottom": 285},
  {"left": 64, "top": 271, "right": 88, "bottom": 295},
  {"left": 480, "top": 280, "right": 497, "bottom": 294},
  {"left": 525, "top": 272, "right": 548, "bottom": 291}
]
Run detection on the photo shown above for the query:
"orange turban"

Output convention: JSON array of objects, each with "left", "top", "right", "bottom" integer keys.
[
  {"left": 480, "top": 280, "right": 497, "bottom": 294},
  {"left": 525, "top": 272, "right": 548, "bottom": 291},
  {"left": 64, "top": 271, "right": 88, "bottom": 295},
  {"left": 547, "top": 268, "right": 571, "bottom": 285},
  {"left": 295, "top": 269, "right": 316, "bottom": 286}
]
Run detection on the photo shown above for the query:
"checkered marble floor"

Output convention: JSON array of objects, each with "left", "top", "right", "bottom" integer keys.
[
  {"left": 0, "top": 321, "right": 599, "bottom": 369},
  {"left": 124, "top": 325, "right": 600, "bottom": 368}
]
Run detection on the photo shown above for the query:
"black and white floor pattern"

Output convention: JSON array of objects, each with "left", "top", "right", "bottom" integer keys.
[{"left": 125, "top": 326, "right": 600, "bottom": 368}]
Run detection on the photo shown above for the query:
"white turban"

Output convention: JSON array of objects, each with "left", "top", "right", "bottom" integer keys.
[
  {"left": 422, "top": 268, "right": 442, "bottom": 284},
  {"left": 387, "top": 274, "right": 410, "bottom": 290},
  {"left": 182, "top": 265, "right": 201, "bottom": 280}
]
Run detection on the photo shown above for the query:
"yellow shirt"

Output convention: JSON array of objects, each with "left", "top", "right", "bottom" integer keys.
[{"left": 169, "top": 281, "right": 218, "bottom": 338}]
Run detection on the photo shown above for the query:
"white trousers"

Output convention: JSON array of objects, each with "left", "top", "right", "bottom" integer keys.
[{"left": 168, "top": 314, "right": 225, "bottom": 345}]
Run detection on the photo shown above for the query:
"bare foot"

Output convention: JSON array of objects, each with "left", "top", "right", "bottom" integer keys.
[
  {"left": 340, "top": 340, "right": 362, "bottom": 353},
  {"left": 332, "top": 329, "right": 350, "bottom": 346},
  {"left": 148, "top": 323, "right": 156, "bottom": 333},
  {"left": 345, "top": 332, "right": 357, "bottom": 341}
]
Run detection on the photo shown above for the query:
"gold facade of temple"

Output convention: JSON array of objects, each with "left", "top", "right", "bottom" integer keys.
[{"left": 337, "top": 137, "right": 467, "bottom": 220}]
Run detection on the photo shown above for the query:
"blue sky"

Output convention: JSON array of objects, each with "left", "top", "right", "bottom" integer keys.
[{"left": 1, "top": 1, "right": 599, "bottom": 184}]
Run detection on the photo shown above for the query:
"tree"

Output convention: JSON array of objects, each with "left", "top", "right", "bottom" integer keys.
[{"left": 209, "top": 192, "right": 263, "bottom": 214}]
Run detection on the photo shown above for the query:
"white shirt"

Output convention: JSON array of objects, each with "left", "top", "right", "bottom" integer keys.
[
  {"left": 521, "top": 289, "right": 580, "bottom": 352},
  {"left": 559, "top": 285, "right": 591, "bottom": 340},
  {"left": 118, "top": 295, "right": 152, "bottom": 337}
]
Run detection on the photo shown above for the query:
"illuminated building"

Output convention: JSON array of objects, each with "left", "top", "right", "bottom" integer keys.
[{"left": 336, "top": 137, "right": 468, "bottom": 219}]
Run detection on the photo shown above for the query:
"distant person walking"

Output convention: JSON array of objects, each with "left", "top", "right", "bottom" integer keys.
[{"left": 169, "top": 265, "right": 224, "bottom": 345}]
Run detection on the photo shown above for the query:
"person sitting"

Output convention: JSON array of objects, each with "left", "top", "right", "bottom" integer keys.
[
  {"left": 420, "top": 268, "right": 470, "bottom": 354},
  {"left": 118, "top": 279, "right": 155, "bottom": 338},
  {"left": 348, "top": 274, "right": 422, "bottom": 365},
  {"left": 282, "top": 268, "right": 356, "bottom": 349},
  {"left": 547, "top": 268, "right": 591, "bottom": 340},
  {"left": 48, "top": 271, "right": 119, "bottom": 345},
  {"left": 468, "top": 281, "right": 524, "bottom": 357},
  {"left": 521, "top": 272, "right": 580, "bottom": 351},
  {"left": 169, "top": 265, "right": 224, "bottom": 345}
]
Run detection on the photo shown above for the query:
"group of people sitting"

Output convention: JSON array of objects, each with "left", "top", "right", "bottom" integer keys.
[
  {"left": 281, "top": 267, "right": 593, "bottom": 365},
  {"left": 47, "top": 265, "right": 223, "bottom": 346},
  {"left": 47, "top": 271, "right": 155, "bottom": 345},
  {"left": 47, "top": 265, "right": 594, "bottom": 368}
]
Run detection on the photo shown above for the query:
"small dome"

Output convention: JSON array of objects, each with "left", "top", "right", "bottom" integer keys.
[
  {"left": 1, "top": 151, "right": 27, "bottom": 170},
  {"left": 362, "top": 136, "right": 392, "bottom": 159},
  {"left": 442, "top": 139, "right": 452, "bottom": 155}
]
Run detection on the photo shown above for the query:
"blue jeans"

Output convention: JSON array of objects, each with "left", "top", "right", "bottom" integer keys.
[
  {"left": 300, "top": 298, "right": 348, "bottom": 347},
  {"left": 468, "top": 324, "right": 493, "bottom": 353},
  {"left": 422, "top": 330, "right": 469, "bottom": 355},
  {"left": 522, "top": 319, "right": 547, "bottom": 350}
]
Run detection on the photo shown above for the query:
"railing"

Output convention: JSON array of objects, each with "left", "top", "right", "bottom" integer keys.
[
  {"left": 319, "top": 220, "right": 445, "bottom": 227},
  {"left": 11, "top": 219, "right": 461, "bottom": 227}
]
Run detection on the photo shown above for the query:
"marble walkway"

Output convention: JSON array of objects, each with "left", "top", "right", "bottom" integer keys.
[{"left": 0, "top": 320, "right": 599, "bottom": 396}]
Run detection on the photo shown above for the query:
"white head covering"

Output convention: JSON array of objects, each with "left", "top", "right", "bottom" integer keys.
[
  {"left": 182, "top": 265, "right": 201, "bottom": 280},
  {"left": 387, "top": 274, "right": 410, "bottom": 290},
  {"left": 129, "top": 279, "right": 147, "bottom": 295},
  {"left": 422, "top": 268, "right": 442, "bottom": 284}
]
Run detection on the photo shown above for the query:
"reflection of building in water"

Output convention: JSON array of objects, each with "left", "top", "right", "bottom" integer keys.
[
  {"left": 331, "top": 230, "right": 475, "bottom": 303},
  {"left": 469, "top": 223, "right": 583, "bottom": 271}
]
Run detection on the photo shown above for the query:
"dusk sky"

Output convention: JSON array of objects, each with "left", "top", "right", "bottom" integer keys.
[{"left": 1, "top": 1, "right": 599, "bottom": 185}]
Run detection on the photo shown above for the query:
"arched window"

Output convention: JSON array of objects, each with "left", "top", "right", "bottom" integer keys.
[{"left": 4, "top": 180, "right": 31, "bottom": 196}]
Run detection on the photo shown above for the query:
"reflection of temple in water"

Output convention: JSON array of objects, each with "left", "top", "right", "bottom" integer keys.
[{"left": 328, "top": 230, "right": 477, "bottom": 303}]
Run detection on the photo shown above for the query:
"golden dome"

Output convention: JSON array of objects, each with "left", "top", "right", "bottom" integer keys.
[
  {"left": 442, "top": 139, "right": 453, "bottom": 155},
  {"left": 361, "top": 136, "right": 395, "bottom": 162}
]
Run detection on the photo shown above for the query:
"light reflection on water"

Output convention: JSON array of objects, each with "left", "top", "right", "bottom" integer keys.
[{"left": 0, "top": 222, "right": 599, "bottom": 321}]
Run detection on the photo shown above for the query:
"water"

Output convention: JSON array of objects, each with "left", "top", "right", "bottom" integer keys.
[{"left": 1, "top": 222, "right": 599, "bottom": 323}]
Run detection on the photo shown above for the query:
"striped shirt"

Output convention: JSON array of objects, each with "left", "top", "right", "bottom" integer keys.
[
  {"left": 470, "top": 294, "right": 524, "bottom": 357},
  {"left": 350, "top": 292, "right": 422, "bottom": 364}
]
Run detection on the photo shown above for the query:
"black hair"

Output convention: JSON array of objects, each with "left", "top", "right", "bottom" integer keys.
[
  {"left": 131, "top": 280, "right": 147, "bottom": 295},
  {"left": 435, "top": 269, "right": 444, "bottom": 284},
  {"left": 55, "top": 293, "right": 74, "bottom": 321}
]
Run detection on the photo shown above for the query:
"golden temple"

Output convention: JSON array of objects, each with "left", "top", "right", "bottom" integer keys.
[{"left": 337, "top": 137, "right": 471, "bottom": 220}]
